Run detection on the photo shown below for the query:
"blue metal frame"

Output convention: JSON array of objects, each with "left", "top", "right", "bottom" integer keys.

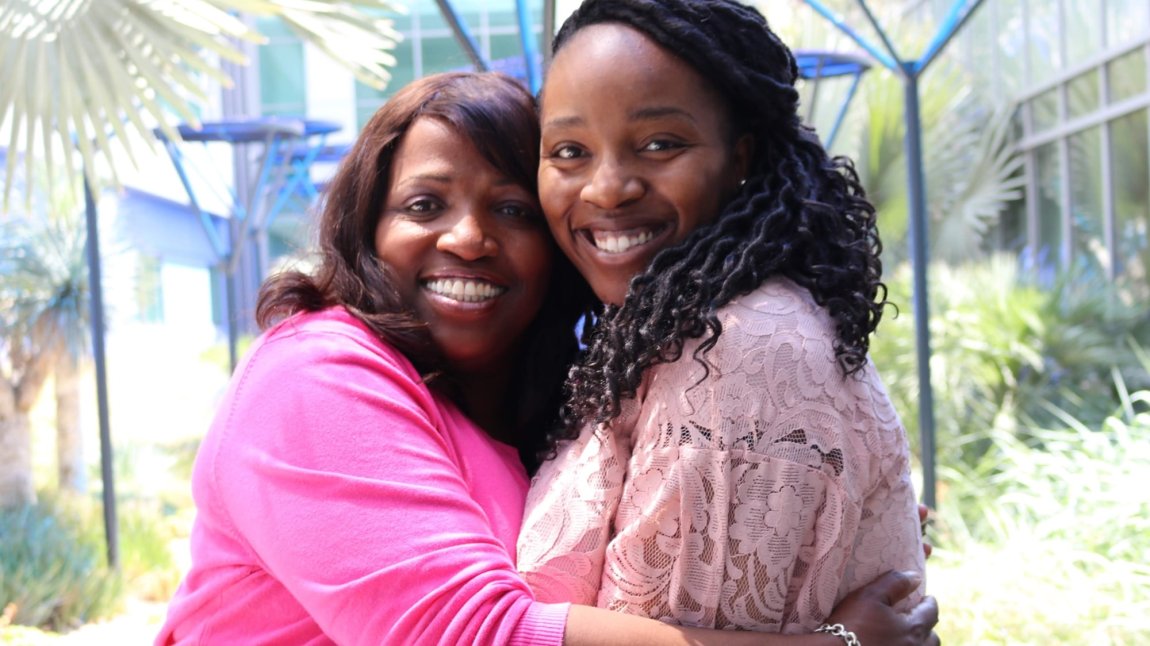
[
  {"left": 433, "top": 0, "right": 488, "bottom": 71},
  {"left": 436, "top": 0, "right": 544, "bottom": 92},
  {"left": 798, "top": 0, "right": 990, "bottom": 510},
  {"left": 154, "top": 118, "right": 310, "bottom": 370},
  {"left": 795, "top": 51, "right": 871, "bottom": 148},
  {"left": 515, "top": 0, "right": 542, "bottom": 92}
]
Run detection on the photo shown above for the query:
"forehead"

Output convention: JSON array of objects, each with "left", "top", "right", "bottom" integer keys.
[
  {"left": 390, "top": 117, "right": 485, "bottom": 178},
  {"left": 542, "top": 23, "right": 728, "bottom": 124}
]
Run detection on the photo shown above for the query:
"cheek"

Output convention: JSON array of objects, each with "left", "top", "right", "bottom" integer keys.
[{"left": 538, "top": 168, "right": 574, "bottom": 222}]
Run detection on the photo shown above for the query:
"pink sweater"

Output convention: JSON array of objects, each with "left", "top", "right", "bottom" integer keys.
[{"left": 156, "top": 308, "right": 569, "bottom": 645}]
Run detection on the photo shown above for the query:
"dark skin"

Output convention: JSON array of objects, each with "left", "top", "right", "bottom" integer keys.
[{"left": 827, "top": 571, "right": 941, "bottom": 646}]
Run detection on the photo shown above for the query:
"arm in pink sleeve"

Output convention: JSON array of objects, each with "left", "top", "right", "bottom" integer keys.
[
  {"left": 206, "top": 325, "right": 567, "bottom": 646},
  {"left": 517, "top": 424, "right": 630, "bottom": 605},
  {"left": 837, "top": 367, "right": 927, "bottom": 611}
]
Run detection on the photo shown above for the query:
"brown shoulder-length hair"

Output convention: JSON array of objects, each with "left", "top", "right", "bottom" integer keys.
[{"left": 256, "top": 72, "right": 592, "bottom": 471}]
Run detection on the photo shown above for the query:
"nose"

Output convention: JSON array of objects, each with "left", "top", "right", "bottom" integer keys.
[
  {"left": 437, "top": 210, "right": 498, "bottom": 260},
  {"left": 579, "top": 155, "right": 643, "bottom": 210}
]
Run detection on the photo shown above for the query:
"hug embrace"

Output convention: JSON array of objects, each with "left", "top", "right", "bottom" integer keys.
[{"left": 156, "top": 0, "right": 938, "bottom": 644}]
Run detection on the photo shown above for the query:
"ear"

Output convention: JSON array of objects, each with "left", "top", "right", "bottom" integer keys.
[{"left": 732, "top": 132, "right": 755, "bottom": 183}]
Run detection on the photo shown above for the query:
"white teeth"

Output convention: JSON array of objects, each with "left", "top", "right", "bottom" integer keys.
[
  {"left": 592, "top": 229, "right": 656, "bottom": 254},
  {"left": 425, "top": 278, "right": 505, "bottom": 303}
]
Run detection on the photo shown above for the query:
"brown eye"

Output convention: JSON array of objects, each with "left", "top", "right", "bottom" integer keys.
[
  {"left": 496, "top": 202, "right": 538, "bottom": 221},
  {"left": 642, "top": 139, "right": 685, "bottom": 152},
  {"left": 551, "top": 144, "right": 586, "bottom": 160},
  {"left": 405, "top": 198, "right": 440, "bottom": 213}
]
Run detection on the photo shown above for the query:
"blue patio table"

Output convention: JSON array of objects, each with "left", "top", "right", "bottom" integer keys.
[{"left": 154, "top": 117, "right": 342, "bottom": 370}]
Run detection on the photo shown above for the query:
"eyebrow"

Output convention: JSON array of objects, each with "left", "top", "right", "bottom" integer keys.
[
  {"left": 543, "top": 106, "right": 697, "bottom": 131},
  {"left": 629, "top": 106, "right": 697, "bottom": 124},
  {"left": 397, "top": 173, "right": 519, "bottom": 188}
]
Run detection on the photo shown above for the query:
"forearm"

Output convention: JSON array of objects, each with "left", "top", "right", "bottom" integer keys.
[{"left": 564, "top": 606, "right": 840, "bottom": 646}]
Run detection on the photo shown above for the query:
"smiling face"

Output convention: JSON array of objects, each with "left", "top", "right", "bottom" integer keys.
[
  {"left": 375, "top": 116, "right": 552, "bottom": 374},
  {"left": 538, "top": 23, "right": 751, "bottom": 305}
]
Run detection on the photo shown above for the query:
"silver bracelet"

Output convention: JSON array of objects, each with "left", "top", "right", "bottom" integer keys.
[{"left": 815, "top": 623, "right": 861, "bottom": 646}]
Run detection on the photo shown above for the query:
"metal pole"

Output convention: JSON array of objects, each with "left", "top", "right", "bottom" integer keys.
[
  {"left": 83, "top": 177, "right": 119, "bottom": 569},
  {"left": 542, "top": 0, "right": 556, "bottom": 69},
  {"left": 225, "top": 268, "right": 239, "bottom": 373},
  {"left": 902, "top": 70, "right": 937, "bottom": 509},
  {"left": 433, "top": 0, "right": 489, "bottom": 71},
  {"left": 515, "top": 0, "right": 542, "bottom": 92}
]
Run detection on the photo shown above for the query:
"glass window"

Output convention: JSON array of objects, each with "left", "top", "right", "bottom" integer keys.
[
  {"left": 993, "top": 0, "right": 1027, "bottom": 94},
  {"left": 1036, "top": 142, "right": 1063, "bottom": 267},
  {"left": 1011, "top": 103, "right": 1025, "bottom": 141},
  {"left": 1065, "top": 1, "right": 1104, "bottom": 65},
  {"left": 255, "top": 16, "right": 294, "bottom": 40},
  {"left": 1107, "top": 0, "right": 1150, "bottom": 48},
  {"left": 259, "top": 40, "right": 306, "bottom": 116},
  {"left": 490, "top": 33, "right": 524, "bottom": 61},
  {"left": 1031, "top": 87, "right": 1060, "bottom": 133},
  {"left": 1110, "top": 110, "right": 1150, "bottom": 296},
  {"left": 1027, "top": 0, "right": 1063, "bottom": 85},
  {"left": 1108, "top": 48, "right": 1147, "bottom": 104},
  {"left": 1067, "top": 69, "right": 1100, "bottom": 120},
  {"left": 420, "top": 36, "right": 475, "bottom": 76},
  {"left": 488, "top": 8, "right": 519, "bottom": 28},
  {"left": 136, "top": 254, "right": 164, "bottom": 323},
  {"left": 1068, "top": 127, "right": 1104, "bottom": 267},
  {"left": 353, "top": 38, "right": 418, "bottom": 128}
]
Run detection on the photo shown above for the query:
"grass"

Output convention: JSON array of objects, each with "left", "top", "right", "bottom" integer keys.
[{"left": 928, "top": 392, "right": 1150, "bottom": 644}]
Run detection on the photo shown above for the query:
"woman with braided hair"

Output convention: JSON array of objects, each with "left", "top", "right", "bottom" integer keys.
[{"left": 519, "top": 0, "right": 936, "bottom": 643}]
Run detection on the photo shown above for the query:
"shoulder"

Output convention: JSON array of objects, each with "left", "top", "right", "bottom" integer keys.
[
  {"left": 223, "top": 307, "right": 438, "bottom": 437},
  {"left": 251, "top": 307, "right": 422, "bottom": 384},
  {"left": 721, "top": 277, "right": 835, "bottom": 342}
]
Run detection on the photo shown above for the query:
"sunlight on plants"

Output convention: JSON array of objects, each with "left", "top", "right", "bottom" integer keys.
[{"left": 873, "top": 258, "right": 1150, "bottom": 644}]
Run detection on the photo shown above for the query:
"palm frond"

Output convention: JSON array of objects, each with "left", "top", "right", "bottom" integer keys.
[{"left": 0, "top": 0, "right": 401, "bottom": 212}]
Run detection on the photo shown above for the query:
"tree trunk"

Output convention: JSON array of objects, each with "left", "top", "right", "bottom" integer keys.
[
  {"left": 56, "top": 352, "right": 86, "bottom": 494},
  {"left": 0, "top": 386, "right": 35, "bottom": 508}
]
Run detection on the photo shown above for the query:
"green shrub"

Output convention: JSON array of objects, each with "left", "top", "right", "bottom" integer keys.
[
  {"left": 118, "top": 501, "right": 184, "bottom": 601},
  {"left": 872, "top": 256, "right": 1150, "bottom": 469},
  {"left": 0, "top": 499, "right": 122, "bottom": 632}
]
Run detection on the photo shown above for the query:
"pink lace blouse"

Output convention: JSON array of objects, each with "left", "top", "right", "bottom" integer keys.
[{"left": 518, "top": 278, "right": 925, "bottom": 632}]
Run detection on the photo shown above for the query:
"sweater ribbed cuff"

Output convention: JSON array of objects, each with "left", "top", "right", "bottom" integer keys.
[{"left": 509, "top": 602, "right": 570, "bottom": 646}]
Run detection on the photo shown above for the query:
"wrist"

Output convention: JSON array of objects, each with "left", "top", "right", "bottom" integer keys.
[{"left": 815, "top": 623, "right": 861, "bottom": 646}]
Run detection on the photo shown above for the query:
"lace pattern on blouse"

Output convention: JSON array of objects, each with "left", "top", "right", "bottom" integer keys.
[{"left": 518, "top": 278, "right": 925, "bottom": 631}]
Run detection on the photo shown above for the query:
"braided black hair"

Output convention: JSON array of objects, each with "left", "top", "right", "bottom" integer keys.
[{"left": 550, "top": 0, "right": 887, "bottom": 445}]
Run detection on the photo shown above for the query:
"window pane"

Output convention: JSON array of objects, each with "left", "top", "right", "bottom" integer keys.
[
  {"left": 490, "top": 33, "right": 524, "bottom": 61},
  {"left": 420, "top": 36, "right": 475, "bottom": 76},
  {"left": 1032, "top": 88, "right": 1060, "bottom": 133},
  {"left": 1111, "top": 110, "right": 1150, "bottom": 298},
  {"left": 1068, "top": 127, "right": 1104, "bottom": 268},
  {"left": 1036, "top": 143, "right": 1063, "bottom": 267},
  {"left": 1066, "top": 1, "right": 1103, "bottom": 65},
  {"left": 488, "top": 8, "right": 519, "bottom": 28},
  {"left": 1108, "top": 48, "right": 1147, "bottom": 104},
  {"left": 259, "top": 41, "right": 306, "bottom": 116},
  {"left": 994, "top": 0, "right": 1027, "bottom": 92},
  {"left": 1027, "top": 0, "right": 1062, "bottom": 85},
  {"left": 1067, "top": 69, "right": 1100, "bottom": 120},
  {"left": 136, "top": 254, "right": 163, "bottom": 323},
  {"left": 1107, "top": 0, "right": 1150, "bottom": 47}
]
